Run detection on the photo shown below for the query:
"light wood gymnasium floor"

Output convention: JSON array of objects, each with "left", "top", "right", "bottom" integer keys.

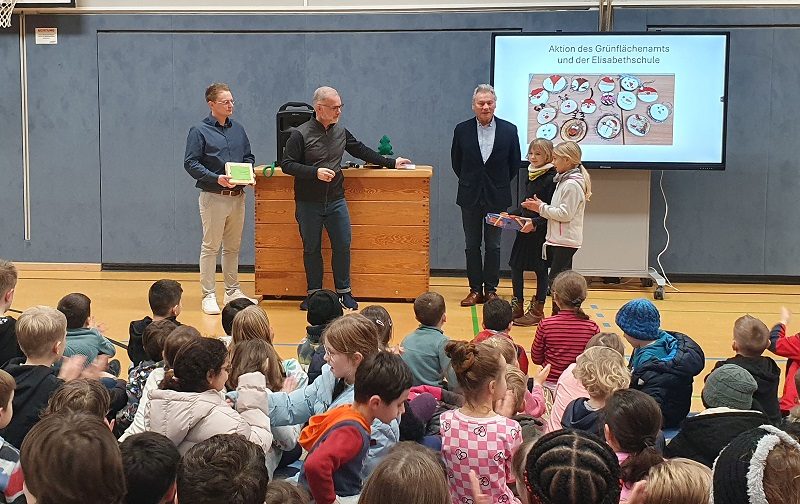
[{"left": 11, "top": 269, "right": 800, "bottom": 411}]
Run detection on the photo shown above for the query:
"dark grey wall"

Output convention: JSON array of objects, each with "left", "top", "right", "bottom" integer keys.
[{"left": 1, "top": 7, "right": 799, "bottom": 276}]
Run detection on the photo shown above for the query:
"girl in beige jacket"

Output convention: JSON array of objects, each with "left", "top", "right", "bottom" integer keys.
[
  {"left": 145, "top": 337, "right": 272, "bottom": 455},
  {"left": 524, "top": 141, "right": 592, "bottom": 315}
]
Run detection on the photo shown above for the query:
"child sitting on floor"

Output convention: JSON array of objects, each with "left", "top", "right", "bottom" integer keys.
[
  {"left": 531, "top": 270, "right": 600, "bottom": 393},
  {"left": 603, "top": 389, "right": 664, "bottom": 502},
  {"left": 665, "top": 363, "right": 769, "bottom": 467},
  {"left": 57, "top": 293, "right": 118, "bottom": 372},
  {"left": 561, "top": 346, "right": 630, "bottom": 437},
  {"left": 299, "top": 352, "right": 412, "bottom": 504},
  {"left": 712, "top": 314, "right": 780, "bottom": 424},
  {"left": 440, "top": 340, "right": 521, "bottom": 504},
  {"left": 770, "top": 306, "right": 800, "bottom": 416},
  {"left": 401, "top": 292, "right": 457, "bottom": 390},
  {"left": 546, "top": 332, "right": 625, "bottom": 433},
  {"left": 615, "top": 298, "right": 705, "bottom": 429},
  {"left": 129, "top": 279, "right": 182, "bottom": 367},
  {"left": 472, "top": 298, "right": 529, "bottom": 373}
]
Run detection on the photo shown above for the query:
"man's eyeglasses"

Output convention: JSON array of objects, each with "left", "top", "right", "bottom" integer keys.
[
  {"left": 215, "top": 100, "right": 235, "bottom": 106},
  {"left": 320, "top": 103, "right": 344, "bottom": 112}
]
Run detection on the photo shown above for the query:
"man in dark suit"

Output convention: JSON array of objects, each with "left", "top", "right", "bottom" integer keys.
[{"left": 451, "top": 84, "right": 521, "bottom": 307}]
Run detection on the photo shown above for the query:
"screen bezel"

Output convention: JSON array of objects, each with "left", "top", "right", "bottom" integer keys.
[{"left": 490, "top": 31, "right": 731, "bottom": 171}]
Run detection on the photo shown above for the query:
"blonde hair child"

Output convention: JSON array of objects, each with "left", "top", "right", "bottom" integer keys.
[
  {"left": 546, "top": 332, "right": 626, "bottom": 433},
  {"left": 560, "top": 347, "right": 630, "bottom": 435},
  {"left": 628, "top": 458, "right": 711, "bottom": 504},
  {"left": 526, "top": 141, "right": 592, "bottom": 315}
]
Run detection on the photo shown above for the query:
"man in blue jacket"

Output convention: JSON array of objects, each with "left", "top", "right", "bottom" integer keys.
[
  {"left": 184, "top": 83, "right": 258, "bottom": 315},
  {"left": 451, "top": 84, "right": 521, "bottom": 307}
]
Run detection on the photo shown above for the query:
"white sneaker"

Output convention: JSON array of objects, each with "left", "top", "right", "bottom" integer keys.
[
  {"left": 201, "top": 294, "right": 221, "bottom": 315},
  {"left": 223, "top": 289, "right": 260, "bottom": 306}
]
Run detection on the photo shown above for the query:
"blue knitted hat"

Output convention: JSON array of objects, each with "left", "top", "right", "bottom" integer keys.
[{"left": 615, "top": 298, "right": 661, "bottom": 341}]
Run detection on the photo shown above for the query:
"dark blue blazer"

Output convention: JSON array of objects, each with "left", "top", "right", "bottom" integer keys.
[{"left": 451, "top": 116, "right": 521, "bottom": 211}]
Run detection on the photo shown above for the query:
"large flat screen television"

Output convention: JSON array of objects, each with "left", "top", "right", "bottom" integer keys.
[{"left": 492, "top": 32, "right": 729, "bottom": 170}]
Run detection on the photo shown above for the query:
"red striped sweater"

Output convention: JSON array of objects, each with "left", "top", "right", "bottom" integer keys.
[{"left": 530, "top": 311, "right": 600, "bottom": 383}]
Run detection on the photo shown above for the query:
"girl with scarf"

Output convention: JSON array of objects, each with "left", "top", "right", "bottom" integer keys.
[
  {"left": 506, "top": 139, "right": 557, "bottom": 326},
  {"left": 524, "top": 141, "right": 592, "bottom": 316}
]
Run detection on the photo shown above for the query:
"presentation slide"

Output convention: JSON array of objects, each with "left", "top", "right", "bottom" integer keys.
[{"left": 492, "top": 33, "right": 728, "bottom": 169}]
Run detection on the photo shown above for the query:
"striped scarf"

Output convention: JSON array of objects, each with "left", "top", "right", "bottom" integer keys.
[{"left": 528, "top": 163, "right": 554, "bottom": 181}]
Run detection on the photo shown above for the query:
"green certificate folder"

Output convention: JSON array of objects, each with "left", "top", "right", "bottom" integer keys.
[{"left": 225, "top": 162, "right": 255, "bottom": 185}]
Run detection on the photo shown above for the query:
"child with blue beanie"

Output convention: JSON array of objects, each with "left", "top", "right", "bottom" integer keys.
[{"left": 615, "top": 298, "right": 705, "bottom": 428}]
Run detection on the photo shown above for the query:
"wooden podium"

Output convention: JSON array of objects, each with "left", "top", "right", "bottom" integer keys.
[{"left": 254, "top": 166, "right": 432, "bottom": 300}]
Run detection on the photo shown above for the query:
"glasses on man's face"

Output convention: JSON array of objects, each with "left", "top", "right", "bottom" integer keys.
[
  {"left": 320, "top": 103, "right": 344, "bottom": 112},
  {"left": 215, "top": 100, "right": 235, "bottom": 106}
]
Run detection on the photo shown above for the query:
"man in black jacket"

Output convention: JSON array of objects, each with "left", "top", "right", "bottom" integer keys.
[
  {"left": 451, "top": 84, "right": 521, "bottom": 307},
  {"left": 282, "top": 86, "right": 411, "bottom": 311}
]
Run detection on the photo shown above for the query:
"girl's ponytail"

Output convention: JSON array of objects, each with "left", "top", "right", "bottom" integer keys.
[{"left": 579, "top": 164, "right": 592, "bottom": 200}]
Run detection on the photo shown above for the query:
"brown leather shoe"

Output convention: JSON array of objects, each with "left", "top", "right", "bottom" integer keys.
[
  {"left": 484, "top": 291, "right": 499, "bottom": 303},
  {"left": 511, "top": 297, "right": 524, "bottom": 319},
  {"left": 514, "top": 300, "right": 546, "bottom": 327},
  {"left": 460, "top": 291, "right": 484, "bottom": 307}
]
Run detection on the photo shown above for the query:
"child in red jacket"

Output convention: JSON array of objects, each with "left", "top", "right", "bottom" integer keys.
[{"left": 770, "top": 307, "right": 800, "bottom": 414}]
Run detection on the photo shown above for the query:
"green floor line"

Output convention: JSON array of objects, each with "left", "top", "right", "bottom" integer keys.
[{"left": 471, "top": 304, "right": 479, "bottom": 336}]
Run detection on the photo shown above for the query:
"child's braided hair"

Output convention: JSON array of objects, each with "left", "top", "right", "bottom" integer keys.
[{"left": 524, "top": 429, "right": 621, "bottom": 504}]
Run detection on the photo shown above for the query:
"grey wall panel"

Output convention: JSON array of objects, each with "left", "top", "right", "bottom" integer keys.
[
  {"left": 171, "top": 33, "right": 308, "bottom": 265},
  {"left": 0, "top": 21, "right": 24, "bottom": 261},
  {"left": 23, "top": 15, "right": 102, "bottom": 262},
  {"left": 644, "top": 8, "right": 776, "bottom": 26},
  {"left": 98, "top": 32, "right": 176, "bottom": 263},
  {"left": 648, "top": 28, "right": 772, "bottom": 275},
  {"left": 765, "top": 28, "right": 800, "bottom": 275}
]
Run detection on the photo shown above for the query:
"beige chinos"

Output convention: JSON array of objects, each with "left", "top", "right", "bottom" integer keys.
[{"left": 198, "top": 191, "right": 246, "bottom": 297}]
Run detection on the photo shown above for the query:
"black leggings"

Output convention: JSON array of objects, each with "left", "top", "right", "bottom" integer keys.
[
  {"left": 511, "top": 264, "right": 550, "bottom": 303},
  {"left": 547, "top": 246, "right": 578, "bottom": 287}
]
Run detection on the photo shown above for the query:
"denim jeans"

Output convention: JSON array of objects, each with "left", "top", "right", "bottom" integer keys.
[
  {"left": 461, "top": 205, "right": 502, "bottom": 294},
  {"left": 295, "top": 198, "right": 352, "bottom": 293}
]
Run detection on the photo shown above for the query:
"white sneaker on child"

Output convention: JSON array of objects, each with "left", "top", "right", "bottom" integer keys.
[
  {"left": 201, "top": 294, "right": 221, "bottom": 315},
  {"left": 223, "top": 289, "right": 260, "bottom": 306}
]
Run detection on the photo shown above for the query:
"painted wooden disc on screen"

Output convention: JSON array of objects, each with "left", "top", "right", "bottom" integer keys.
[
  {"left": 561, "top": 118, "right": 587, "bottom": 142},
  {"left": 536, "top": 123, "right": 558, "bottom": 141},
  {"left": 596, "top": 114, "right": 622, "bottom": 139},
  {"left": 617, "top": 91, "right": 637, "bottom": 111},
  {"left": 620, "top": 74, "right": 641, "bottom": 91},
  {"left": 580, "top": 98, "right": 597, "bottom": 114},
  {"left": 529, "top": 88, "right": 549, "bottom": 106},
  {"left": 626, "top": 114, "right": 651, "bottom": 137},
  {"left": 637, "top": 86, "right": 659, "bottom": 103},
  {"left": 598, "top": 76, "right": 616, "bottom": 93},
  {"left": 537, "top": 107, "right": 557, "bottom": 124},
  {"left": 560, "top": 99, "right": 578, "bottom": 114},
  {"left": 648, "top": 103, "right": 671, "bottom": 123},
  {"left": 571, "top": 77, "right": 590, "bottom": 93},
  {"left": 543, "top": 74, "right": 568, "bottom": 93}
]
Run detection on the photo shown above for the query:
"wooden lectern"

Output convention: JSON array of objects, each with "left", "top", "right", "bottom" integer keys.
[{"left": 254, "top": 166, "right": 432, "bottom": 300}]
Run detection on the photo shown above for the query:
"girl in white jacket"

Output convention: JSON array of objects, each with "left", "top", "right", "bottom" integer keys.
[
  {"left": 144, "top": 337, "right": 272, "bottom": 456},
  {"left": 525, "top": 141, "right": 592, "bottom": 315}
]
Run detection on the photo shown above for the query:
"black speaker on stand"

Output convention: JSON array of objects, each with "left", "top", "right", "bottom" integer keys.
[{"left": 276, "top": 102, "right": 314, "bottom": 165}]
